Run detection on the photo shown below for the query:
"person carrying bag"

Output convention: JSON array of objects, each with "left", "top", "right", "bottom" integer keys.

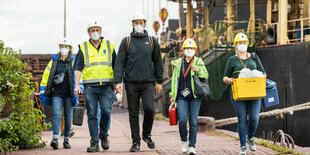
[{"left": 169, "top": 38, "right": 208, "bottom": 155}]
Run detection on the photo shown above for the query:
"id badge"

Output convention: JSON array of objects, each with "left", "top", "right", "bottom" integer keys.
[{"left": 181, "top": 88, "right": 191, "bottom": 97}]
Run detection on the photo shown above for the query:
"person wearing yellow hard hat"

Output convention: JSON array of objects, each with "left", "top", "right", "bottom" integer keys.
[
  {"left": 223, "top": 33, "right": 266, "bottom": 155},
  {"left": 39, "top": 38, "right": 78, "bottom": 150},
  {"left": 73, "top": 20, "right": 116, "bottom": 152},
  {"left": 114, "top": 12, "right": 163, "bottom": 152},
  {"left": 169, "top": 38, "right": 208, "bottom": 155}
]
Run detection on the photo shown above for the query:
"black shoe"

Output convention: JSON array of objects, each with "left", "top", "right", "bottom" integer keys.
[
  {"left": 130, "top": 142, "right": 140, "bottom": 152},
  {"left": 142, "top": 136, "right": 155, "bottom": 149},
  {"left": 63, "top": 139, "right": 71, "bottom": 149},
  {"left": 50, "top": 139, "right": 58, "bottom": 150},
  {"left": 100, "top": 135, "right": 109, "bottom": 150},
  {"left": 87, "top": 139, "right": 99, "bottom": 152}
]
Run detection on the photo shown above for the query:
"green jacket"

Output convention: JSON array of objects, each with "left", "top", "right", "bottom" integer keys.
[{"left": 169, "top": 56, "right": 209, "bottom": 99}]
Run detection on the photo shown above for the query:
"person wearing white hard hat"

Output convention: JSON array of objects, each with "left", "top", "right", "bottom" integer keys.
[
  {"left": 73, "top": 20, "right": 116, "bottom": 152},
  {"left": 39, "top": 38, "right": 79, "bottom": 150},
  {"left": 114, "top": 12, "right": 163, "bottom": 152}
]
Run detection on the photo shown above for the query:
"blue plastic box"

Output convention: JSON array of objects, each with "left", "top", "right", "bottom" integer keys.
[{"left": 262, "top": 79, "right": 280, "bottom": 108}]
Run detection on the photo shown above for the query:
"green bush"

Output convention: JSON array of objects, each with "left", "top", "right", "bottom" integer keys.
[{"left": 0, "top": 40, "right": 49, "bottom": 153}]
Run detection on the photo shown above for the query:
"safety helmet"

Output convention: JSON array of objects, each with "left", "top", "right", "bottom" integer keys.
[
  {"left": 234, "top": 33, "right": 249, "bottom": 45},
  {"left": 87, "top": 20, "right": 102, "bottom": 32},
  {"left": 132, "top": 12, "right": 147, "bottom": 22},
  {"left": 182, "top": 38, "right": 197, "bottom": 50},
  {"left": 59, "top": 38, "right": 72, "bottom": 47}
]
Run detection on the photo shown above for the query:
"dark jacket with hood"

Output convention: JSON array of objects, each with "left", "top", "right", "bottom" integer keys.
[{"left": 114, "top": 30, "right": 163, "bottom": 84}]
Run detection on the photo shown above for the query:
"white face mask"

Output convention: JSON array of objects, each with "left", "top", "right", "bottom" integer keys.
[
  {"left": 237, "top": 44, "right": 248, "bottom": 52},
  {"left": 60, "top": 48, "right": 69, "bottom": 56},
  {"left": 184, "top": 49, "right": 195, "bottom": 57},
  {"left": 134, "top": 25, "right": 144, "bottom": 33},
  {"left": 91, "top": 32, "right": 100, "bottom": 41}
]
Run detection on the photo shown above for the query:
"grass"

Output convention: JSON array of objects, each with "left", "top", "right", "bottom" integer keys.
[{"left": 255, "top": 140, "right": 307, "bottom": 155}]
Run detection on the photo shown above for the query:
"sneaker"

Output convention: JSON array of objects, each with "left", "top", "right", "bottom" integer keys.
[
  {"left": 87, "top": 139, "right": 99, "bottom": 152},
  {"left": 130, "top": 142, "right": 140, "bottom": 152},
  {"left": 247, "top": 137, "right": 256, "bottom": 151},
  {"left": 100, "top": 135, "right": 109, "bottom": 150},
  {"left": 239, "top": 146, "right": 247, "bottom": 155},
  {"left": 70, "top": 130, "right": 75, "bottom": 138},
  {"left": 50, "top": 139, "right": 58, "bottom": 150},
  {"left": 181, "top": 141, "right": 187, "bottom": 153},
  {"left": 63, "top": 139, "right": 71, "bottom": 149},
  {"left": 142, "top": 136, "right": 155, "bottom": 149},
  {"left": 188, "top": 147, "right": 196, "bottom": 155}
]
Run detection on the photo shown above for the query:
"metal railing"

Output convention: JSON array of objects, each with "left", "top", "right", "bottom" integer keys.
[
  {"left": 196, "top": 19, "right": 265, "bottom": 52},
  {"left": 265, "top": 17, "right": 310, "bottom": 43}
]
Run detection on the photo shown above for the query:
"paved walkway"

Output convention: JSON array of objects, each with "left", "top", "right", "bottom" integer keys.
[{"left": 6, "top": 107, "right": 300, "bottom": 155}]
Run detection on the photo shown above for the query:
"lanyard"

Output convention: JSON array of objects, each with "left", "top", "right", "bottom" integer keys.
[
  {"left": 237, "top": 54, "right": 248, "bottom": 68},
  {"left": 182, "top": 57, "right": 194, "bottom": 88}
]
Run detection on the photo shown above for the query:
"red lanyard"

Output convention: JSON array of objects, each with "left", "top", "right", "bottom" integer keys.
[
  {"left": 182, "top": 58, "right": 194, "bottom": 88},
  {"left": 237, "top": 54, "right": 248, "bottom": 68}
]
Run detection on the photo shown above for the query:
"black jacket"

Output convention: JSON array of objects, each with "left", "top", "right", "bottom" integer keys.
[{"left": 114, "top": 30, "right": 163, "bottom": 84}]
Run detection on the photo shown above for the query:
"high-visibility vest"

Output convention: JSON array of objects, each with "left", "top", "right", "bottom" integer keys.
[{"left": 79, "top": 39, "right": 114, "bottom": 85}]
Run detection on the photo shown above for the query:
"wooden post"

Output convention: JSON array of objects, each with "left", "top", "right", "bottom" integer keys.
[
  {"left": 179, "top": 0, "right": 183, "bottom": 28},
  {"left": 267, "top": 0, "right": 272, "bottom": 26},
  {"left": 186, "top": 0, "right": 193, "bottom": 38},
  {"left": 304, "top": 0, "right": 309, "bottom": 26},
  {"left": 227, "top": 0, "right": 234, "bottom": 43},
  {"left": 250, "top": 0, "right": 255, "bottom": 42},
  {"left": 278, "top": 0, "right": 288, "bottom": 44},
  {"left": 301, "top": 19, "right": 304, "bottom": 42},
  {"left": 205, "top": 6, "right": 209, "bottom": 26}
]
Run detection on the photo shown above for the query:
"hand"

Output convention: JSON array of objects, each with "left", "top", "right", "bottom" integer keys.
[
  {"left": 115, "top": 84, "right": 122, "bottom": 94},
  {"left": 74, "top": 85, "right": 82, "bottom": 97},
  {"left": 192, "top": 65, "right": 200, "bottom": 72},
  {"left": 155, "top": 84, "right": 162, "bottom": 94},
  {"left": 227, "top": 78, "right": 234, "bottom": 85},
  {"left": 170, "top": 97, "right": 175, "bottom": 103}
]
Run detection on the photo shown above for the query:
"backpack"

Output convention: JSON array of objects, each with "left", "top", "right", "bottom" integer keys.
[{"left": 126, "top": 36, "right": 154, "bottom": 52}]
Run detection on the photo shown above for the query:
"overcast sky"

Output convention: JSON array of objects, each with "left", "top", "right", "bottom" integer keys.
[{"left": 0, "top": 0, "right": 179, "bottom": 54}]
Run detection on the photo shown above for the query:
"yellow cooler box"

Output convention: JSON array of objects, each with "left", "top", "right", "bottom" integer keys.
[{"left": 232, "top": 77, "right": 266, "bottom": 101}]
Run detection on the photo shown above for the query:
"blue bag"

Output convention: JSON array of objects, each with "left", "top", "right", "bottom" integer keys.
[{"left": 262, "top": 79, "right": 280, "bottom": 108}]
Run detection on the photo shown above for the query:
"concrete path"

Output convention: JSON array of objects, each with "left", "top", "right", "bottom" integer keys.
[{"left": 5, "top": 108, "right": 290, "bottom": 155}]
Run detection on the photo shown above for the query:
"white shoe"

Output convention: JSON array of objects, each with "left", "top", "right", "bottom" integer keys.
[
  {"left": 181, "top": 141, "right": 187, "bottom": 153},
  {"left": 188, "top": 147, "right": 196, "bottom": 155}
]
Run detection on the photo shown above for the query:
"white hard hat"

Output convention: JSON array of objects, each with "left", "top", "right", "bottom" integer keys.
[
  {"left": 132, "top": 12, "right": 147, "bottom": 22},
  {"left": 59, "top": 38, "right": 72, "bottom": 47},
  {"left": 87, "top": 20, "right": 102, "bottom": 32}
]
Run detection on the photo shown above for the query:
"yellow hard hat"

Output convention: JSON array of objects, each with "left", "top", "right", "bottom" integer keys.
[
  {"left": 182, "top": 38, "right": 197, "bottom": 50},
  {"left": 234, "top": 33, "right": 249, "bottom": 45}
]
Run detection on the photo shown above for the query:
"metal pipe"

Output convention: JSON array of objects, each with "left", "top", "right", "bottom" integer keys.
[{"left": 64, "top": 0, "right": 66, "bottom": 38}]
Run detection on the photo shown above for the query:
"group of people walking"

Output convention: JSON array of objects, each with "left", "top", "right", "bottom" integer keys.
[{"left": 39, "top": 11, "right": 265, "bottom": 155}]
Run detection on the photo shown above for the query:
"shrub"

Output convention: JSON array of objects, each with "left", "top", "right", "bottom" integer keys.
[{"left": 0, "top": 40, "right": 49, "bottom": 153}]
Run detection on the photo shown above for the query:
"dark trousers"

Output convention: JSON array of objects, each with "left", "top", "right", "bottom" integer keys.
[{"left": 125, "top": 82, "right": 155, "bottom": 143}]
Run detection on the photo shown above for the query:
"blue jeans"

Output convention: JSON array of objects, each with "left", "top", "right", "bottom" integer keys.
[
  {"left": 85, "top": 86, "right": 113, "bottom": 143},
  {"left": 230, "top": 92, "right": 261, "bottom": 147},
  {"left": 177, "top": 98, "right": 201, "bottom": 148},
  {"left": 97, "top": 92, "right": 115, "bottom": 128},
  {"left": 52, "top": 97, "right": 73, "bottom": 140}
]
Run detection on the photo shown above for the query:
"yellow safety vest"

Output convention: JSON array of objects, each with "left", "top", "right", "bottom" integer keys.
[{"left": 80, "top": 39, "right": 114, "bottom": 85}]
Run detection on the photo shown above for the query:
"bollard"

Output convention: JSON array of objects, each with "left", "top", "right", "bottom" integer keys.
[{"left": 197, "top": 116, "right": 215, "bottom": 132}]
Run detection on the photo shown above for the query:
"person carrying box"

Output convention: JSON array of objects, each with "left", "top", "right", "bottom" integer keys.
[{"left": 223, "top": 33, "right": 266, "bottom": 155}]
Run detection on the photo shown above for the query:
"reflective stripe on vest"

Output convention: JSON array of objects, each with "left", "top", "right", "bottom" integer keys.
[
  {"left": 83, "top": 78, "right": 114, "bottom": 84},
  {"left": 83, "top": 40, "right": 112, "bottom": 68},
  {"left": 80, "top": 40, "right": 114, "bottom": 85}
]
